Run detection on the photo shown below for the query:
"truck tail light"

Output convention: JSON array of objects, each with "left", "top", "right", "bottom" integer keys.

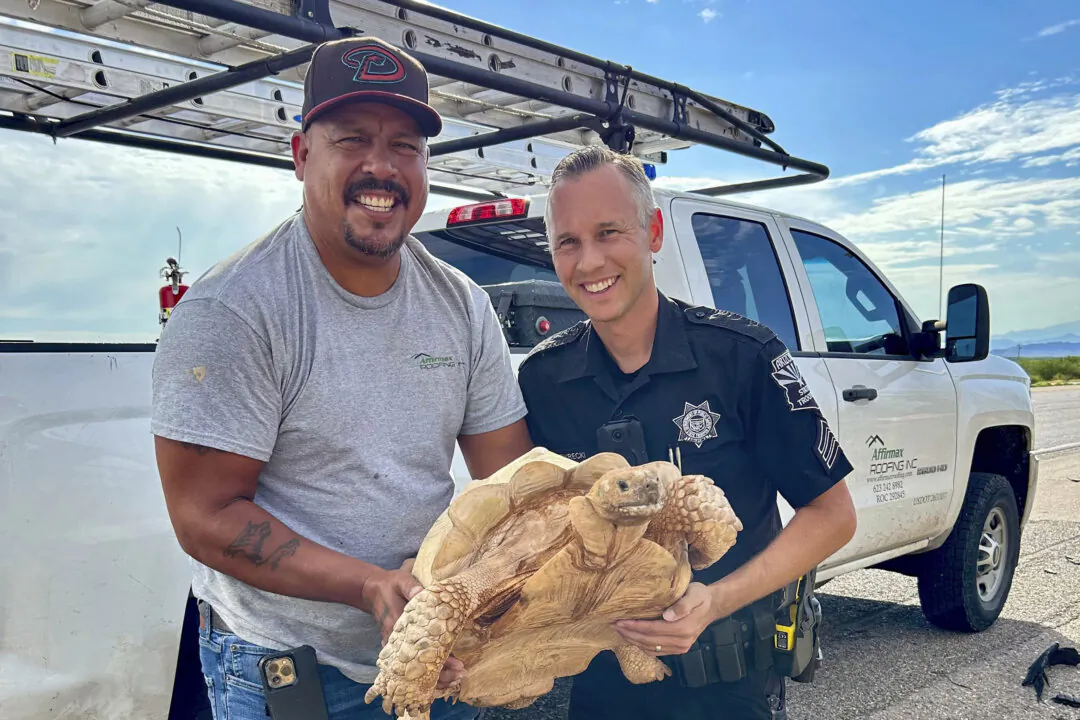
[{"left": 446, "top": 198, "right": 529, "bottom": 226}]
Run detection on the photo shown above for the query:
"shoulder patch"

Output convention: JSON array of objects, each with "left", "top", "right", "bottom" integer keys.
[
  {"left": 522, "top": 320, "right": 588, "bottom": 362},
  {"left": 768, "top": 348, "right": 820, "bottom": 412},
  {"left": 683, "top": 306, "right": 777, "bottom": 345}
]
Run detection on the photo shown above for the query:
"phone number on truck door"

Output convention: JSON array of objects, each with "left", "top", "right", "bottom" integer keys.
[{"left": 872, "top": 479, "right": 906, "bottom": 504}]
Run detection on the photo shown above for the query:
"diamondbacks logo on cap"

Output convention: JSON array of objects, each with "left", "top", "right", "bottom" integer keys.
[{"left": 341, "top": 44, "right": 407, "bottom": 84}]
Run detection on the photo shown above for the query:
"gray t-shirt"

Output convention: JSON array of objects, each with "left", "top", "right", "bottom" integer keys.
[{"left": 151, "top": 211, "right": 526, "bottom": 684}]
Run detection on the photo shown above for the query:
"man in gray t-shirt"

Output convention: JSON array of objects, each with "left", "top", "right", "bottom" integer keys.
[{"left": 152, "top": 36, "right": 532, "bottom": 720}]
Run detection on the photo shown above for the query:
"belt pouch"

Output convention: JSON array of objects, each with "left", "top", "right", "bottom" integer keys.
[
  {"left": 750, "top": 605, "right": 775, "bottom": 671},
  {"left": 708, "top": 618, "right": 746, "bottom": 683}
]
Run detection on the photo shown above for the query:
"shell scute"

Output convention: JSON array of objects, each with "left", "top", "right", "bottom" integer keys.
[
  {"left": 507, "top": 461, "right": 571, "bottom": 507},
  {"left": 430, "top": 483, "right": 512, "bottom": 578}
]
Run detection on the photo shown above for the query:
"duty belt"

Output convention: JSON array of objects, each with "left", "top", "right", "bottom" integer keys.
[{"left": 663, "top": 592, "right": 780, "bottom": 687}]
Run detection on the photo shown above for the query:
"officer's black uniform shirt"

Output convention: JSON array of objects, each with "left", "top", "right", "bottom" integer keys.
[{"left": 517, "top": 292, "right": 854, "bottom": 585}]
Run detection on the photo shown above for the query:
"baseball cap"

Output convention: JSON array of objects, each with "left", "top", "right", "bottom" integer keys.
[{"left": 300, "top": 36, "right": 443, "bottom": 137}]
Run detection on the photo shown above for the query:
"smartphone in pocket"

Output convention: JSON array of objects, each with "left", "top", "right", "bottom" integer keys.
[{"left": 258, "top": 645, "right": 329, "bottom": 720}]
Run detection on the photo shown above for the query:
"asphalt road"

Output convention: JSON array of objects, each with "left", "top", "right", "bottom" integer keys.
[
  {"left": 480, "top": 387, "right": 1080, "bottom": 720},
  {"left": 782, "top": 448, "right": 1080, "bottom": 720},
  {"left": 1033, "top": 385, "right": 1080, "bottom": 451}
]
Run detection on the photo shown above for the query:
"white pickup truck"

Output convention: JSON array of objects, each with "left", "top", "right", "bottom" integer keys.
[{"left": 0, "top": 186, "right": 1038, "bottom": 719}]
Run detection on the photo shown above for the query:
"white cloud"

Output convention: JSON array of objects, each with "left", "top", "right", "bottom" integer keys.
[
  {"left": 824, "top": 177, "right": 1080, "bottom": 241},
  {"left": 1022, "top": 146, "right": 1080, "bottom": 168},
  {"left": 827, "top": 82, "right": 1080, "bottom": 187},
  {"left": 1037, "top": 18, "right": 1080, "bottom": 37},
  {"left": 994, "top": 76, "right": 1075, "bottom": 101},
  {"left": 699, "top": 8, "right": 718, "bottom": 22}
]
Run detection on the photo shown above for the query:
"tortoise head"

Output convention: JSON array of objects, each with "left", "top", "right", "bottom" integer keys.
[{"left": 587, "top": 466, "right": 669, "bottom": 524}]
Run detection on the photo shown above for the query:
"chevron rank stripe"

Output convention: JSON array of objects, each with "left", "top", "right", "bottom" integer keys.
[{"left": 817, "top": 418, "right": 841, "bottom": 471}]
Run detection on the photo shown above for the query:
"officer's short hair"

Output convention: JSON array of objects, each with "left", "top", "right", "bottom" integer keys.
[{"left": 544, "top": 145, "right": 658, "bottom": 240}]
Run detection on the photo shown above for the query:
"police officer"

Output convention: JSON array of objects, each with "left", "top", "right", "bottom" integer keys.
[{"left": 516, "top": 145, "right": 858, "bottom": 720}]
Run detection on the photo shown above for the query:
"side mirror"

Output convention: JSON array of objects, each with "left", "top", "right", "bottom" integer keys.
[{"left": 944, "top": 283, "right": 990, "bottom": 363}]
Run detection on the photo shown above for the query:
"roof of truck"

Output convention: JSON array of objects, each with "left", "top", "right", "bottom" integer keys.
[
  {"left": 414, "top": 184, "right": 827, "bottom": 236},
  {"left": 0, "top": 0, "right": 830, "bottom": 201}
]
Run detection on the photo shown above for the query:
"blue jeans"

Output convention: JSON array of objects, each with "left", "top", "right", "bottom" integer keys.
[{"left": 197, "top": 615, "right": 479, "bottom": 720}]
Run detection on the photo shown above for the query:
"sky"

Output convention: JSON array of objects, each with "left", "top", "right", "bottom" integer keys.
[{"left": 0, "top": 0, "right": 1078, "bottom": 342}]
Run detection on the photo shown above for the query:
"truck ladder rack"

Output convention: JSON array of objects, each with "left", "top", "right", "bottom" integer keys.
[{"left": 0, "top": 0, "right": 830, "bottom": 198}]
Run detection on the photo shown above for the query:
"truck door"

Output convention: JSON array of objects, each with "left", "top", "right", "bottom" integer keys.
[
  {"left": 779, "top": 220, "right": 959, "bottom": 566},
  {"left": 669, "top": 197, "right": 843, "bottom": 529}
]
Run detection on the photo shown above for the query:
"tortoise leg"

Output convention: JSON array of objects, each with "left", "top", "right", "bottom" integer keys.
[
  {"left": 613, "top": 645, "right": 672, "bottom": 684},
  {"left": 364, "top": 561, "right": 506, "bottom": 719},
  {"left": 647, "top": 473, "right": 743, "bottom": 570}
]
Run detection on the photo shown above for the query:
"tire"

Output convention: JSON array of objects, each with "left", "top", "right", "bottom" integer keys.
[{"left": 916, "top": 472, "right": 1020, "bottom": 632}]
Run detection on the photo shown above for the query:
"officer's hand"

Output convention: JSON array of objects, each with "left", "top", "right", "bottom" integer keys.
[{"left": 612, "top": 582, "right": 719, "bottom": 656}]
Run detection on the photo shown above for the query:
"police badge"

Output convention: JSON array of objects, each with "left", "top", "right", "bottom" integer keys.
[{"left": 673, "top": 400, "right": 722, "bottom": 448}]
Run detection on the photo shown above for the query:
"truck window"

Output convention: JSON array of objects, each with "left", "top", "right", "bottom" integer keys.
[
  {"left": 691, "top": 213, "right": 799, "bottom": 349},
  {"left": 414, "top": 219, "right": 560, "bottom": 286},
  {"left": 790, "top": 229, "right": 910, "bottom": 357},
  {"left": 415, "top": 220, "right": 585, "bottom": 350}
]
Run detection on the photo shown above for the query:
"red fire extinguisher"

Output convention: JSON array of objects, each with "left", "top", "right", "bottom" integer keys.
[{"left": 159, "top": 256, "right": 189, "bottom": 328}]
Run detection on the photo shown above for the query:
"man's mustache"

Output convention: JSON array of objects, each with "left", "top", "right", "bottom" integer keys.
[{"left": 344, "top": 176, "right": 410, "bottom": 207}]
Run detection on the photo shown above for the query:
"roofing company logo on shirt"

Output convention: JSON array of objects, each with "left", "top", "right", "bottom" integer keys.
[{"left": 411, "top": 352, "right": 465, "bottom": 370}]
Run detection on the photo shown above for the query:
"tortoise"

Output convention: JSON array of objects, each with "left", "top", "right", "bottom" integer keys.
[{"left": 363, "top": 447, "right": 743, "bottom": 719}]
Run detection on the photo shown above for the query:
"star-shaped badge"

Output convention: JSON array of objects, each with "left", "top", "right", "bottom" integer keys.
[{"left": 672, "top": 400, "right": 722, "bottom": 448}]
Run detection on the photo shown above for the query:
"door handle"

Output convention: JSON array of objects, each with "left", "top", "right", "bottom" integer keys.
[{"left": 843, "top": 386, "right": 878, "bottom": 402}]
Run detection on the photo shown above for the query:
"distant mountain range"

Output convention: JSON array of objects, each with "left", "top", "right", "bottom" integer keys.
[{"left": 991, "top": 320, "right": 1080, "bottom": 358}]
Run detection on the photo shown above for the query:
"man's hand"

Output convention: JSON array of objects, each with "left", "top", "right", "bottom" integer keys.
[
  {"left": 360, "top": 559, "right": 424, "bottom": 644},
  {"left": 612, "top": 582, "right": 719, "bottom": 656},
  {"left": 360, "top": 559, "right": 468, "bottom": 691}
]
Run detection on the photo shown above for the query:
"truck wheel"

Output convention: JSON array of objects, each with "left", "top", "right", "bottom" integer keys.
[{"left": 917, "top": 472, "right": 1020, "bottom": 632}]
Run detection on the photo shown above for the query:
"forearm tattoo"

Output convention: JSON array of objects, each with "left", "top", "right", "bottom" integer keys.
[{"left": 223, "top": 521, "right": 300, "bottom": 570}]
